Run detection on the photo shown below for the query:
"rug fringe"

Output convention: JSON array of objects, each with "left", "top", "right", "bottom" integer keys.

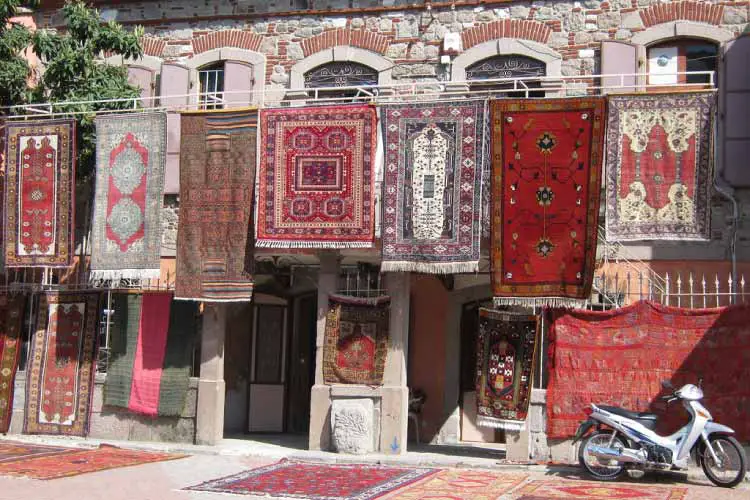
[
  {"left": 89, "top": 269, "right": 161, "bottom": 281},
  {"left": 256, "top": 240, "right": 373, "bottom": 249},
  {"left": 477, "top": 416, "right": 526, "bottom": 431},
  {"left": 173, "top": 296, "right": 253, "bottom": 302},
  {"left": 380, "top": 261, "right": 479, "bottom": 274},
  {"left": 328, "top": 293, "right": 391, "bottom": 306},
  {"left": 494, "top": 297, "right": 587, "bottom": 309}
]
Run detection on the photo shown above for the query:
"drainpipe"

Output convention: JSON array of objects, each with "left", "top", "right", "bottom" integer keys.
[{"left": 714, "top": 105, "right": 739, "bottom": 298}]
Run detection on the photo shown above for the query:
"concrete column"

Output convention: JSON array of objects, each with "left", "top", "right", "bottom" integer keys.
[
  {"left": 379, "top": 272, "right": 410, "bottom": 455},
  {"left": 308, "top": 252, "right": 340, "bottom": 451},
  {"left": 196, "top": 303, "right": 227, "bottom": 445}
]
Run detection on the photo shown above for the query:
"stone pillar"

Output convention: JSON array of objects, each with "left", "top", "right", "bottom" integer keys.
[
  {"left": 308, "top": 252, "right": 340, "bottom": 451},
  {"left": 196, "top": 303, "right": 227, "bottom": 445},
  {"left": 379, "top": 272, "right": 410, "bottom": 455}
]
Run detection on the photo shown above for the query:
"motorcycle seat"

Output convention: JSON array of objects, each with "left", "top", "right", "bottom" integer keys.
[{"left": 598, "top": 405, "right": 658, "bottom": 429}]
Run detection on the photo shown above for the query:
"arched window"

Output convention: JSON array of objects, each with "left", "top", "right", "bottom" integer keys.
[
  {"left": 647, "top": 39, "right": 718, "bottom": 88},
  {"left": 466, "top": 55, "right": 546, "bottom": 97},
  {"left": 198, "top": 62, "right": 225, "bottom": 109},
  {"left": 304, "top": 61, "right": 379, "bottom": 100}
]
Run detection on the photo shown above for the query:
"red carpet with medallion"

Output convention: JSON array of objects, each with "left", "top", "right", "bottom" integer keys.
[
  {"left": 186, "top": 460, "right": 438, "bottom": 499},
  {"left": 490, "top": 98, "right": 605, "bottom": 307}
]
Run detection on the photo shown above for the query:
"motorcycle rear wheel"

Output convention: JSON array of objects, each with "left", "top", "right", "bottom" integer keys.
[
  {"left": 578, "top": 431, "right": 628, "bottom": 481},
  {"left": 699, "top": 434, "right": 746, "bottom": 488}
]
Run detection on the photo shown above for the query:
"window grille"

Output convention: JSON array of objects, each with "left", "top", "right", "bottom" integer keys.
[
  {"left": 466, "top": 55, "right": 546, "bottom": 98},
  {"left": 199, "top": 64, "right": 225, "bottom": 110},
  {"left": 304, "top": 62, "right": 379, "bottom": 100}
]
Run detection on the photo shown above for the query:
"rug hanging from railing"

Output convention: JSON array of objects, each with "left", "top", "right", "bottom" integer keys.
[
  {"left": 605, "top": 92, "right": 714, "bottom": 241},
  {"left": 3, "top": 119, "right": 76, "bottom": 267},
  {"left": 0, "top": 122, "right": 6, "bottom": 271},
  {"left": 475, "top": 308, "right": 538, "bottom": 430},
  {"left": 257, "top": 105, "right": 377, "bottom": 248},
  {"left": 24, "top": 292, "right": 99, "bottom": 437},
  {"left": 90, "top": 113, "right": 167, "bottom": 281},
  {"left": 323, "top": 294, "right": 390, "bottom": 385},
  {"left": 104, "top": 293, "right": 197, "bottom": 417},
  {"left": 546, "top": 300, "right": 750, "bottom": 441},
  {"left": 380, "top": 101, "right": 486, "bottom": 274},
  {"left": 0, "top": 294, "right": 26, "bottom": 433},
  {"left": 175, "top": 109, "right": 256, "bottom": 302},
  {"left": 490, "top": 98, "right": 605, "bottom": 308}
]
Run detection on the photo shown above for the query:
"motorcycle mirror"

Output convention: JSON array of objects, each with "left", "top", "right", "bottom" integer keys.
[{"left": 661, "top": 380, "right": 674, "bottom": 390}]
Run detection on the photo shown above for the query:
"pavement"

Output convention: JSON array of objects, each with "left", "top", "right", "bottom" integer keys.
[{"left": 0, "top": 434, "right": 747, "bottom": 499}]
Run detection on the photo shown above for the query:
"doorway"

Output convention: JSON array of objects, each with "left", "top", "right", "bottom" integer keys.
[{"left": 458, "top": 299, "right": 505, "bottom": 444}]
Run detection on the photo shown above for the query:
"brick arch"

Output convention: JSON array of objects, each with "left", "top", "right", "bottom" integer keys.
[
  {"left": 301, "top": 28, "right": 389, "bottom": 58},
  {"left": 461, "top": 20, "right": 552, "bottom": 50},
  {"left": 640, "top": 1, "right": 724, "bottom": 28},
  {"left": 192, "top": 29, "right": 263, "bottom": 55},
  {"left": 140, "top": 37, "right": 166, "bottom": 58}
]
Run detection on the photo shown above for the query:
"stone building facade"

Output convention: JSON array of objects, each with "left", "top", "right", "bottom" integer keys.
[{"left": 17, "top": 0, "right": 750, "bottom": 460}]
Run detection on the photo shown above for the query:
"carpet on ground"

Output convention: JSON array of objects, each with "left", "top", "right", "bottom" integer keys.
[
  {"left": 23, "top": 292, "right": 99, "bottom": 437},
  {"left": 257, "top": 105, "right": 377, "bottom": 248},
  {"left": 3, "top": 119, "right": 76, "bottom": 267},
  {"left": 546, "top": 300, "right": 750, "bottom": 440},
  {"left": 490, "top": 98, "right": 605, "bottom": 308},
  {"left": 323, "top": 294, "right": 390, "bottom": 385},
  {"left": 185, "top": 460, "right": 438, "bottom": 499},
  {"left": 175, "top": 109, "right": 256, "bottom": 302},
  {"left": 380, "top": 469, "right": 527, "bottom": 499},
  {"left": 90, "top": 112, "right": 167, "bottom": 280},
  {"left": 0, "top": 444, "right": 185, "bottom": 479},
  {"left": 516, "top": 479, "right": 686, "bottom": 499},
  {"left": 605, "top": 92, "right": 714, "bottom": 241},
  {"left": 0, "top": 441, "right": 73, "bottom": 464},
  {"left": 0, "top": 294, "right": 25, "bottom": 433},
  {"left": 104, "top": 293, "right": 198, "bottom": 416},
  {"left": 475, "top": 308, "right": 538, "bottom": 430},
  {"left": 380, "top": 101, "right": 486, "bottom": 273}
]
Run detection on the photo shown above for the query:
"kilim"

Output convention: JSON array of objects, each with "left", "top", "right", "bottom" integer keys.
[
  {"left": 104, "top": 293, "right": 197, "bottom": 416},
  {"left": 516, "top": 479, "right": 687, "bottom": 500},
  {"left": 257, "top": 105, "right": 377, "bottom": 248},
  {"left": 490, "top": 98, "right": 605, "bottom": 307},
  {"left": 176, "top": 109, "right": 256, "bottom": 302},
  {"left": 0, "top": 122, "right": 6, "bottom": 271},
  {"left": 380, "top": 101, "right": 486, "bottom": 273},
  {"left": 91, "top": 113, "right": 167, "bottom": 280},
  {"left": 546, "top": 301, "right": 750, "bottom": 441},
  {"left": 0, "top": 444, "right": 185, "bottom": 479},
  {"left": 323, "top": 294, "right": 390, "bottom": 385},
  {"left": 24, "top": 292, "right": 99, "bottom": 437},
  {"left": 380, "top": 470, "right": 527, "bottom": 500},
  {"left": 475, "top": 308, "right": 538, "bottom": 430},
  {"left": 186, "top": 460, "right": 438, "bottom": 499},
  {"left": 605, "top": 93, "right": 714, "bottom": 241},
  {"left": 3, "top": 119, "right": 76, "bottom": 267},
  {"left": 0, "top": 294, "right": 25, "bottom": 433}
]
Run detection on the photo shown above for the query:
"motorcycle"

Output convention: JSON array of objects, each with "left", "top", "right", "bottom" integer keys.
[{"left": 573, "top": 379, "right": 747, "bottom": 487}]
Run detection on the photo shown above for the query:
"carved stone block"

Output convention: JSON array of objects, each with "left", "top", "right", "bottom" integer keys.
[{"left": 330, "top": 398, "right": 374, "bottom": 454}]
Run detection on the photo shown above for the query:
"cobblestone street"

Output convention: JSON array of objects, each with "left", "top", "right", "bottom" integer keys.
[{"left": 0, "top": 438, "right": 747, "bottom": 500}]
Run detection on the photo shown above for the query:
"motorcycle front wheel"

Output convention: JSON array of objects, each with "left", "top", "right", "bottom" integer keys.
[
  {"left": 578, "top": 431, "right": 627, "bottom": 481},
  {"left": 699, "top": 434, "right": 747, "bottom": 488}
]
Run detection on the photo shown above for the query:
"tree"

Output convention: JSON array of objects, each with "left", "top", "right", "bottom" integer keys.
[
  {"left": 0, "top": 0, "right": 36, "bottom": 108},
  {"left": 31, "top": 0, "right": 144, "bottom": 180}
]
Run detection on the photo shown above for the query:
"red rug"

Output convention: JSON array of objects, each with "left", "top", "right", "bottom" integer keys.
[
  {"left": 0, "top": 444, "right": 185, "bottom": 479},
  {"left": 323, "top": 294, "right": 390, "bottom": 385},
  {"left": 0, "top": 441, "right": 74, "bottom": 464},
  {"left": 605, "top": 92, "right": 714, "bottom": 241},
  {"left": 176, "top": 109, "right": 256, "bottom": 302},
  {"left": 546, "top": 301, "right": 750, "bottom": 440},
  {"left": 516, "top": 479, "right": 686, "bottom": 499},
  {"left": 23, "top": 292, "right": 99, "bottom": 437},
  {"left": 3, "top": 119, "right": 76, "bottom": 267},
  {"left": 490, "top": 98, "right": 605, "bottom": 307},
  {"left": 475, "top": 309, "right": 538, "bottom": 430},
  {"left": 0, "top": 295, "right": 25, "bottom": 433},
  {"left": 186, "top": 460, "right": 438, "bottom": 499},
  {"left": 257, "top": 105, "right": 377, "bottom": 248}
]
